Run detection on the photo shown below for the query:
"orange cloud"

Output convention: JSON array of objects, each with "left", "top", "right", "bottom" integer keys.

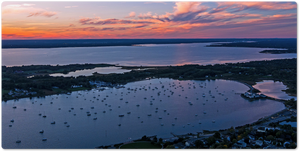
[{"left": 2, "top": 2, "right": 297, "bottom": 39}]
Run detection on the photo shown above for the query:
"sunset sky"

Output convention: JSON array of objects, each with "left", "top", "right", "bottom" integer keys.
[{"left": 2, "top": 1, "right": 297, "bottom": 39}]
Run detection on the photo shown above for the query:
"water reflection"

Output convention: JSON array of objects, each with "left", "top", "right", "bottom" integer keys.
[
  {"left": 50, "top": 67, "right": 131, "bottom": 77},
  {"left": 2, "top": 43, "right": 296, "bottom": 66},
  {"left": 253, "top": 80, "right": 296, "bottom": 100}
]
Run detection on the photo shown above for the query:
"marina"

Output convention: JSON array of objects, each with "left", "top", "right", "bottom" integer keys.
[{"left": 2, "top": 78, "right": 286, "bottom": 148}]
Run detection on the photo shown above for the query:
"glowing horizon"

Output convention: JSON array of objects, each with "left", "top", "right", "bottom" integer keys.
[{"left": 2, "top": 1, "right": 297, "bottom": 39}]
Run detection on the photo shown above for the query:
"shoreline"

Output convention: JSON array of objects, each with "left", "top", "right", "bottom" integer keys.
[
  {"left": 2, "top": 77, "right": 294, "bottom": 103},
  {"left": 98, "top": 106, "right": 293, "bottom": 149}
]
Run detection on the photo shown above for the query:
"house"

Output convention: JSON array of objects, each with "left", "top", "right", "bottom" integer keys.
[
  {"left": 173, "top": 143, "right": 185, "bottom": 149},
  {"left": 283, "top": 142, "right": 290, "bottom": 148},
  {"left": 248, "top": 135, "right": 255, "bottom": 141},
  {"left": 8, "top": 91, "right": 13, "bottom": 95},
  {"left": 185, "top": 141, "right": 190, "bottom": 147},
  {"left": 167, "top": 137, "right": 179, "bottom": 143},
  {"left": 260, "top": 94, "right": 266, "bottom": 98},
  {"left": 237, "top": 140, "right": 247, "bottom": 148},
  {"left": 257, "top": 127, "right": 266, "bottom": 133},
  {"left": 264, "top": 140, "right": 272, "bottom": 144},
  {"left": 224, "top": 135, "right": 231, "bottom": 141},
  {"left": 255, "top": 140, "right": 263, "bottom": 146}
]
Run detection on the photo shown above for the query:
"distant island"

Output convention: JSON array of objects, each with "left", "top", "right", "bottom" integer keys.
[
  {"left": 206, "top": 39, "right": 296, "bottom": 54},
  {"left": 2, "top": 39, "right": 296, "bottom": 54}
]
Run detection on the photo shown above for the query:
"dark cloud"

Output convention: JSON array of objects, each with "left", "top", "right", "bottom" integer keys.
[{"left": 171, "top": 8, "right": 207, "bottom": 22}]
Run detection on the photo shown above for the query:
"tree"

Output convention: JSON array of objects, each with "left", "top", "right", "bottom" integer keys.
[
  {"left": 266, "top": 135, "right": 274, "bottom": 141},
  {"left": 207, "top": 136, "right": 216, "bottom": 146},
  {"left": 289, "top": 143, "right": 297, "bottom": 149},
  {"left": 276, "top": 131, "right": 283, "bottom": 138},
  {"left": 159, "top": 138, "right": 163, "bottom": 143},
  {"left": 213, "top": 132, "right": 221, "bottom": 139},
  {"left": 141, "top": 135, "right": 147, "bottom": 141},
  {"left": 232, "top": 139, "right": 237, "bottom": 143},
  {"left": 244, "top": 137, "right": 250, "bottom": 144},
  {"left": 216, "top": 144, "right": 227, "bottom": 149},
  {"left": 237, "top": 135, "right": 242, "bottom": 141},
  {"left": 165, "top": 145, "right": 175, "bottom": 149},
  {"left": 194, "top": 140, "right": 204, "bottom": 148}
]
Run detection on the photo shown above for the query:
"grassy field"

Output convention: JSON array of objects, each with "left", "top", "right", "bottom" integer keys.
[
  {"left": 120, "top": 142, "right": 161, "bottom": 149},
  {"left": 2, "top": 89, "right": 10, "bottom": 94},
  {"left": 2, "top": 78, "right": 11, "bottom": 81}
]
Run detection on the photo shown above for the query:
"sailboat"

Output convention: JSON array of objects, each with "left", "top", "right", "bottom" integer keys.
[{"left": 42, "top": 111, "right": 46, "bottom": 118}]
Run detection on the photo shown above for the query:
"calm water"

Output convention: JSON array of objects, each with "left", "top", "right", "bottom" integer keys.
[
  {"left": 279, "top": 121, "right": 297, "bottom": 127},
  {"left": 2, "top": 43, "right": 296, "bottom": 66},
  {"left": 50, "top": 67, "right": 131, "bottom": 77},
  {"left": 2, "top": 79, "right": 285, "bottom": 149},
  {"left": 253, "top": 80, "right": 296, "bottom": 100}
]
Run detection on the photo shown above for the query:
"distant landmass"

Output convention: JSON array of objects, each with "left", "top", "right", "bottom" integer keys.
[{"left": 2, "top": 38, "right": 297, "bottom": 54}]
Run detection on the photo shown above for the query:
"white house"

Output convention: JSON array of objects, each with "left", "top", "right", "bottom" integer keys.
[{"left": 255, "top": 140, "right": 263, "bottom": 146}]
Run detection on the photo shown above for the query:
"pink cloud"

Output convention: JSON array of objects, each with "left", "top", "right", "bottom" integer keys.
[
  {"left": 27, "top": 11, "right": 57, "bottom": 17},
  {"left": 125, "top": 11, "right": 136, "bottom": 18},
  {"left": 79, "top": 17, "right": 153, "bottom": 25}
]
